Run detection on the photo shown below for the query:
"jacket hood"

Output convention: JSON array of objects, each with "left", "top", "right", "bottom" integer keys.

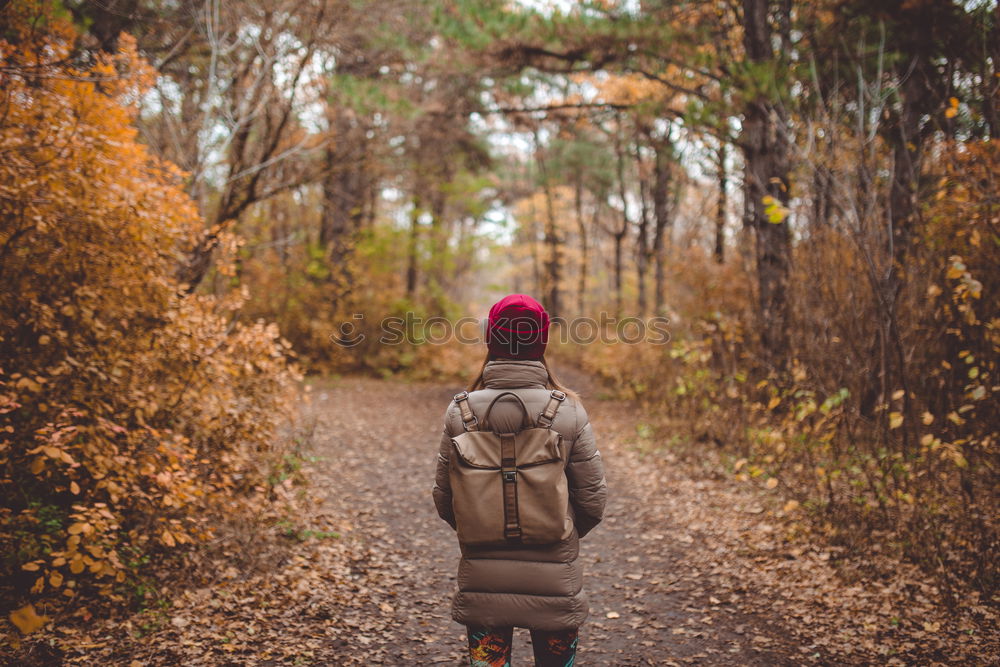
[{"left": 482, "top": 359, "right": 548, "bottom": 389}]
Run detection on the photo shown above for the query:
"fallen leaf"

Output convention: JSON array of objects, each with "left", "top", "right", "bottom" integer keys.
[
  {"left": 67, "top": 522, "right": 90, "bottom": 535},
  {"left": 9, "top": 604, "right": 49, "bottom": 635}
]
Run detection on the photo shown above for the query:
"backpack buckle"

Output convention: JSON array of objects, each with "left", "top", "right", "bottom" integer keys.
[
  {"left": 551, "top": 390, "right": 566, "bottom": 401},
  {"left": 502, "top": 470, "right": 517, "bottom": 483}
]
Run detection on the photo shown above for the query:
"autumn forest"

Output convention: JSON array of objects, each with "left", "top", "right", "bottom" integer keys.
[{"left": 1, "top": 0, "right": 998, "bottom": 664}]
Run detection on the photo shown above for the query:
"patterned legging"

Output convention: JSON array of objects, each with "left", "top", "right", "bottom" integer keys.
[{"left": 466, "top": 625, "right": 578, "bottom": 667}]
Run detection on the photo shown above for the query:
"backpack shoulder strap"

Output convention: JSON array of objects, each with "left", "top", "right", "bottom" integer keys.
[
  {"left": 536, "top": 389, "right": 566, "bottom": 428},
  {"left": 453, "top": 391, "right": 479, "bottom": 432}
]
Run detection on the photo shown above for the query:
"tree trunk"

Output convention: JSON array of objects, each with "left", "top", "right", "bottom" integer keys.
[
  {"left": 714, "top": 140, "right": 727, "bottom": 263},
  {"left": 575, "top": 177, "right": 588, "bottom": 316},
  {"left": 541, "top": 173, "right": 562, "bottom": 319},
  {"left": 651, "top": 135, "right": 673, "bottom": 314},
  {"left": 427, "top": 181, "right": 449, "bottom": 300},
  {"left": 534, "top": 130, "right": 562, "bottom": 319},
  {"left": 320, "top": 111, "right": 368, "bottom": 292},
  {"left": 634, "top": 136, "right": 651, "bottom": 317},
  {"left": 740, "top": 0, "right": 792, "bottom": 363},
  {"left": 526, "top": 190, "right": 542, "bottom": 297},
  {"left": 613, "top": 231, "right": 624, "bottom": 317},
  {"left": 405, "top": 192, "right": 422, "bottom": 298},
  {"left": 887, "top": 70, "right": 924, "bottom": 281},
  {"left": 613, "top": 121, "right": 629, "bottom": 317},
  {"left": 811, "top": 159, "right": 832, "bottom": 231}
]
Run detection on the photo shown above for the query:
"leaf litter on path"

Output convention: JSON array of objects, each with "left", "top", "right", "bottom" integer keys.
[{"left": 8, "top": 371, "right": 997, "bottom": 665}]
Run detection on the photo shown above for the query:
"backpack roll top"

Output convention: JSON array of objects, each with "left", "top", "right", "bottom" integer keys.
[{"left": 449, "top": 390, "right": 573, "bottom": 547}]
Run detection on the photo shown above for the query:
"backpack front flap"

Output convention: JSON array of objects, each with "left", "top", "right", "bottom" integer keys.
[
  {"left": 510, "top": 428, "right": 571, "bottom": 543},
  {"left": 449, "top": 427, "right": 567, "bottom": 546},
  {"left": 451, "top": 427, "right": 562, "bottom": 470},
  {"left": 448, "top": 389, "right": 571, "bottom": 546},
  {"left": 449, "top": 430, "right": 505, "bottom": 545}
]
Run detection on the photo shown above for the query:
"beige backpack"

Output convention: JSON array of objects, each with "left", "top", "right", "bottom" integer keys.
[{"left": 449, "top": 389, "right": 572, "bottom": 547}]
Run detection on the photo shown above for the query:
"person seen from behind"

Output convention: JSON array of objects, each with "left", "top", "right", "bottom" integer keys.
[{"left": 432, "top": 294, "right": 608, "bottom": 666}]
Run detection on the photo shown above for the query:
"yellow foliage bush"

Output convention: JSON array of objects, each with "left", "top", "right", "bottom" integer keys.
[{"left": 0, "top": 1, "right": 299, "bottom": 610}]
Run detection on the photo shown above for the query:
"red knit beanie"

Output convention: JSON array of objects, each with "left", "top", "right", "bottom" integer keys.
[{"left": 486, "top": 294, "right": 550, "bottom": 361}]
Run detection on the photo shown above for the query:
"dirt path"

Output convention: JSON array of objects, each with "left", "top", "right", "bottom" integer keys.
[
  {"left": 309, "top": 369, "right": 801, "bottom": 665},
  {"left": 12, "top": 369, "right": 994, "bottom": 665},
  {"left": 18, "top": 368, "right": 992, "bottom": 665}
]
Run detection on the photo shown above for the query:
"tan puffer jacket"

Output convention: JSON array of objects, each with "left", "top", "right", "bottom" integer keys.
[{"left": 433, "top": 359, "right": 608, "bottom": 631}]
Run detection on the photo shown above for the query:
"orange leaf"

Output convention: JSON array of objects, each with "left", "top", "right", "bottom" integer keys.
[
  {"left": 67, "top": 522, "right": 90, "bottom": 535},
  {"left": 9, "top": 605, "right": 49, "bottom": 635}
]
